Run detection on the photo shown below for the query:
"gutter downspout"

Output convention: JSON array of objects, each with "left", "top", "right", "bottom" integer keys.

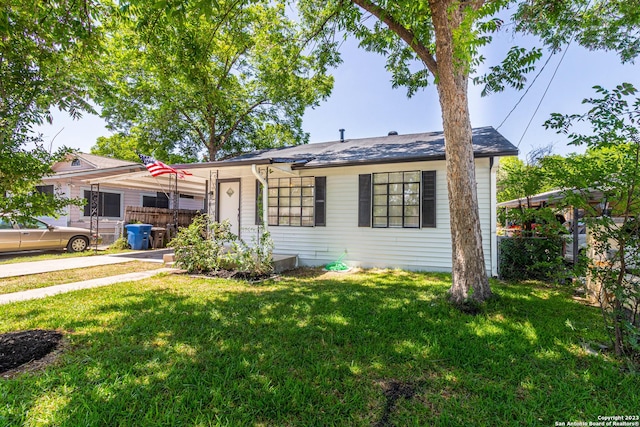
[
  {"left": 251, "top": 164, "right": 268, "bottom": 228},
  {"left": 489, "top": 157, "right": 498, "bottom": 277}
]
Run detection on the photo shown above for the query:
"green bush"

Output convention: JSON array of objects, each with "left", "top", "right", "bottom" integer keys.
[
  {"left": 110, "top": 237, "right": 130, "bottom": 250},
  {"left": 168, "top": 216, "right": 231, "bottom": 273},
  {"left": 225, "top": 231, "right": 274, "bottom": 277},
  {"left": 168, "top": 216, "right": 273, "bottom": 276},
  {"left": 499, "top": 236, "right": 567, "bottom": 281}
]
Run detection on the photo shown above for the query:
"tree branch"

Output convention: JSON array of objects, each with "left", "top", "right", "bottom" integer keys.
[
  {"left": 176, "top": 107, "right": 208, "bottom": 146},
  {"left": 350, "top": 0, "right": 438, "bottom": 75},
  {"left": 222, "top": 98, "right": 270, "bottom": 142}
]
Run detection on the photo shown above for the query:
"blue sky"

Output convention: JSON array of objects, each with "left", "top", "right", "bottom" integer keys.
[{"left": 36, "top": 26, "right": 639, "bottom": 160}]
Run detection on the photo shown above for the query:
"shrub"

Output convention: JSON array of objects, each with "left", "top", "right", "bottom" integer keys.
[
  {"left": 169, "top": 216, "right": 274, "bottom": 276},
  {"left": 499, "top": 236, "right": 567, "bottom": 282},
  {"left": 110, "top": 237, "right": 130, "bottom": 250},
  {"left": 168, "top": 216, "right": 231, "bottom": 273},
  {"left": 227, "top": 231, "right": 274, "bottom": 277}
]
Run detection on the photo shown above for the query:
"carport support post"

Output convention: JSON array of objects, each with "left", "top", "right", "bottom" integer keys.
[
  {"left": 90, "top": 184, "right": 99, "bottom": 253},
  {"left": 573, "top": 206, "right": 579, "bottom": 267}
]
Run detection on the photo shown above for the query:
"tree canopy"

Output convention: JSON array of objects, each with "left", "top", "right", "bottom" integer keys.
[
  {"left": 0, "top": 1, "right": 103, "bottom": 218},
  {"left": 89, "top": 1, "right": 336, "bottom": 162}
]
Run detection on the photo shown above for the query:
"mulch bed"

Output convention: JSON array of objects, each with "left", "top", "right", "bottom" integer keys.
[{"left": 0, "top": 330, "right": 63, "bottom": 375}]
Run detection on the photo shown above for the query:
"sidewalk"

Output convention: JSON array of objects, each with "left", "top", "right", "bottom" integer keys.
[
  {"left": 0, "top": 268, "right": 175, "bottom": 305},
  {"left": 0, "top": 249, "right": 176, "bottom": 305},
  {"left": 0, "top": 249, "right": 171, "bottom": 279},
  {"left": 0, "top": 256, "right": 135, "bottom": 279}
]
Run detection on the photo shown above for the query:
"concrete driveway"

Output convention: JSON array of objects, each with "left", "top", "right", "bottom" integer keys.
[{"left": 0, "top": 249, "right": 172, "bottom": 279}]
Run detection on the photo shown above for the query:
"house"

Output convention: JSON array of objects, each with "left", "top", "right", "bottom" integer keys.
[
  {"left": 176, "top": 126, "right": 518, "bottom": 274},
  {"left": 38, "top": 153, "right": 206, "bottom": 243}
]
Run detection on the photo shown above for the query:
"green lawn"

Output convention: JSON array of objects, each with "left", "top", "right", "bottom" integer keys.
[{"left": 0, "top": 269, "right": 637, "bottom": 426}]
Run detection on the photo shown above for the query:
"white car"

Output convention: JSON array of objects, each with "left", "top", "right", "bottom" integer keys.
[{"left": 0, "top": 216, "right": 91, "bottom": 253}]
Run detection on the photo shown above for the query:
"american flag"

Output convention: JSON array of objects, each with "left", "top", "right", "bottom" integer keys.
[{"left": 138, "top": 154, "right": 179, "bottom": 177}]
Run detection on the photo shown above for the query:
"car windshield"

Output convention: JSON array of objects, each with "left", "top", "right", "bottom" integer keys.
[{"left": 0, "top": 219, "right": 13, "bottom": 229}]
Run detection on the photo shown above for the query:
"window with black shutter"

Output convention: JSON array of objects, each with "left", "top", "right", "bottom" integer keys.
[
  {"left": 315, "top": 177, "right": 326, "bottom": 226},
  {"left": 371, "top": 171, "right": 420, "bottom": 228},
  {"left": 267, "top": 177, "right": 316, "bottom": 226},
  {"left": 358, "top": 174, "right": 372, "bottom": 227},
  {"left": 421, "top": 170, "right": 436, "bottom": 228}
]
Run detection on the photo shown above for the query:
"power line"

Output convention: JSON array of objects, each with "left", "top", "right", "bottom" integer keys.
[
  {"left": 498, "top": 1, "right": 591, "bottom": 136},
  {"left": 496, "top": 52, "right": 555, "bottom": 130},
  {"left": 516, "top": 40, "right": 572, "bottom": 148}
]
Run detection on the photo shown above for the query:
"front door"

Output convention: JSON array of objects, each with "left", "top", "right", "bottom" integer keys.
[{"left": 218, "top": 180, "right": 240, "bottom": 236}]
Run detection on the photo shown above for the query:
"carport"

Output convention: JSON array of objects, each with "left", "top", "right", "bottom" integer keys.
[
  {"left": 84, "top": 170, "right": 209, "bottom": 248},
  {"left": 498, "top": 188, "right": 606, "bottom": 266}
]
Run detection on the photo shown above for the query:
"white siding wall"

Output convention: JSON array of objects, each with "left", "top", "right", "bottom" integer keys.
[
  {"left": 232, "top": 158, "right": 495, "bottom": 273},
  {"left": 178, "top": 196, "right": 205, "bottom": 211}
]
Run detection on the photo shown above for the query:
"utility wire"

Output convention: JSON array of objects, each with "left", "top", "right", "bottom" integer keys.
[
  {"left": 498, "top": 1, "right": 590, "bottom": 137},
  {"left": 496, "top": 53, "right": 555, "bottom": 130},
  {"left": 517, "top": 40, "right": 573, "bottom": 148}
]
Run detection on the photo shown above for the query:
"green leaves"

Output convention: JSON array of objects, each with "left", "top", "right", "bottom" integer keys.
[
  {"left": 473, "top": 47, "right": 543, "bottom": 97},
  {"left": 542, "top": 84, "right": 640, "bottom": 356},
  {"left": 544, "top": 83, "right": 640, "bottom": 148},
  {"left": 90, "top": 1, "right": 335, "bottom": 161},
  {"left": 515, "top": 0, "right": 640, "bottom": 64},
  {"left": 0, "top": 0, "right": 104, "bottom": 219}
]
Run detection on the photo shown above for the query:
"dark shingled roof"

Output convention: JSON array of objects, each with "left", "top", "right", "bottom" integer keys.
[{"left": 179, "top": 126, "right": 518, "bottom": 170}]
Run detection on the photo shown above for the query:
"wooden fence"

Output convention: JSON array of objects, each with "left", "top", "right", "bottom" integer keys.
[{"left": 124, "top": 206, "right": 200, "bottom": 228}]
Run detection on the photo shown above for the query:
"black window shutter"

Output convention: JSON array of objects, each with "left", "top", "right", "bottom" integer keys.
[
  {"left": 422, "top": 171, "right": 436, "bottom": 228},
  {"left": 255, "top": 180, "right": 263, "bottom": 225},
  {"left": 358, "top": 174, "right": 372, "bottom": 227},
  {"left": 157, "top": 192, "right": 169, "bottom": 209},
  {"left": 315, "top": 177, "right": 326, "bottom": 226}
]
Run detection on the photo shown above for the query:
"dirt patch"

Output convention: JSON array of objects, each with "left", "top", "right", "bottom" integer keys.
[
  {"left": 374, "top": 379, "right": 418, "bottom": 427},
  {"left": 0, "top": 330, "right": 64, "bottom": 377}
]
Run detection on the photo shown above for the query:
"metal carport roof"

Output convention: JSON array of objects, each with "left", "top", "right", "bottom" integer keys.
[{"left": 84, "top": 170, "right": 208, "bottom": 196}]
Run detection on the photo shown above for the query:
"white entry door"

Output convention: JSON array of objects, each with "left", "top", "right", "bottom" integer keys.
[{"left": 218, "top": 181, "right": 240, "bottom": 236}]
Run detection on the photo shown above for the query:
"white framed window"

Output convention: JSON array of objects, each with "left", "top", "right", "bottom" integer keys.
[
  {"left": 267, "top": 177, "right": 315, "bottom": 227},
  {"left": 359, "top": 170, "right": 436, "bottom": 229}
]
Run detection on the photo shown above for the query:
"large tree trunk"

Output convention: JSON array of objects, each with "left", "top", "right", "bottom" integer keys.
[{"left": 431, "top": 0, "right": 491, "bottom": 303}]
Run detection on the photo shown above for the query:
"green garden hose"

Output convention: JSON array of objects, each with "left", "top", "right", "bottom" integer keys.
[{"left": 325, "top": 252, "right": 349, "bottom": 271}]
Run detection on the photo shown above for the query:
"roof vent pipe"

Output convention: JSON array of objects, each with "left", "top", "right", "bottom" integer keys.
[
  {"left": 388, "top": 131, "right": 398, "bottom": 136},
  {"left": 339, "top": 129, "right": 345, "bottom": 142}
]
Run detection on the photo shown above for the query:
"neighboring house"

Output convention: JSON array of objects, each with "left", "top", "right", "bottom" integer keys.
[
  {"left": 38, "top": 153, "right": 206, "bottom": 242},
  {"left": 175, "top": 126, "right": 518, "bottom": 275}
]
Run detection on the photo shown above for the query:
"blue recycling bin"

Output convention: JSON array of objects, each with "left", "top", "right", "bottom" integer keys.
[{"left": 125, "top": 224, "right": 153, "bottom": 250}]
